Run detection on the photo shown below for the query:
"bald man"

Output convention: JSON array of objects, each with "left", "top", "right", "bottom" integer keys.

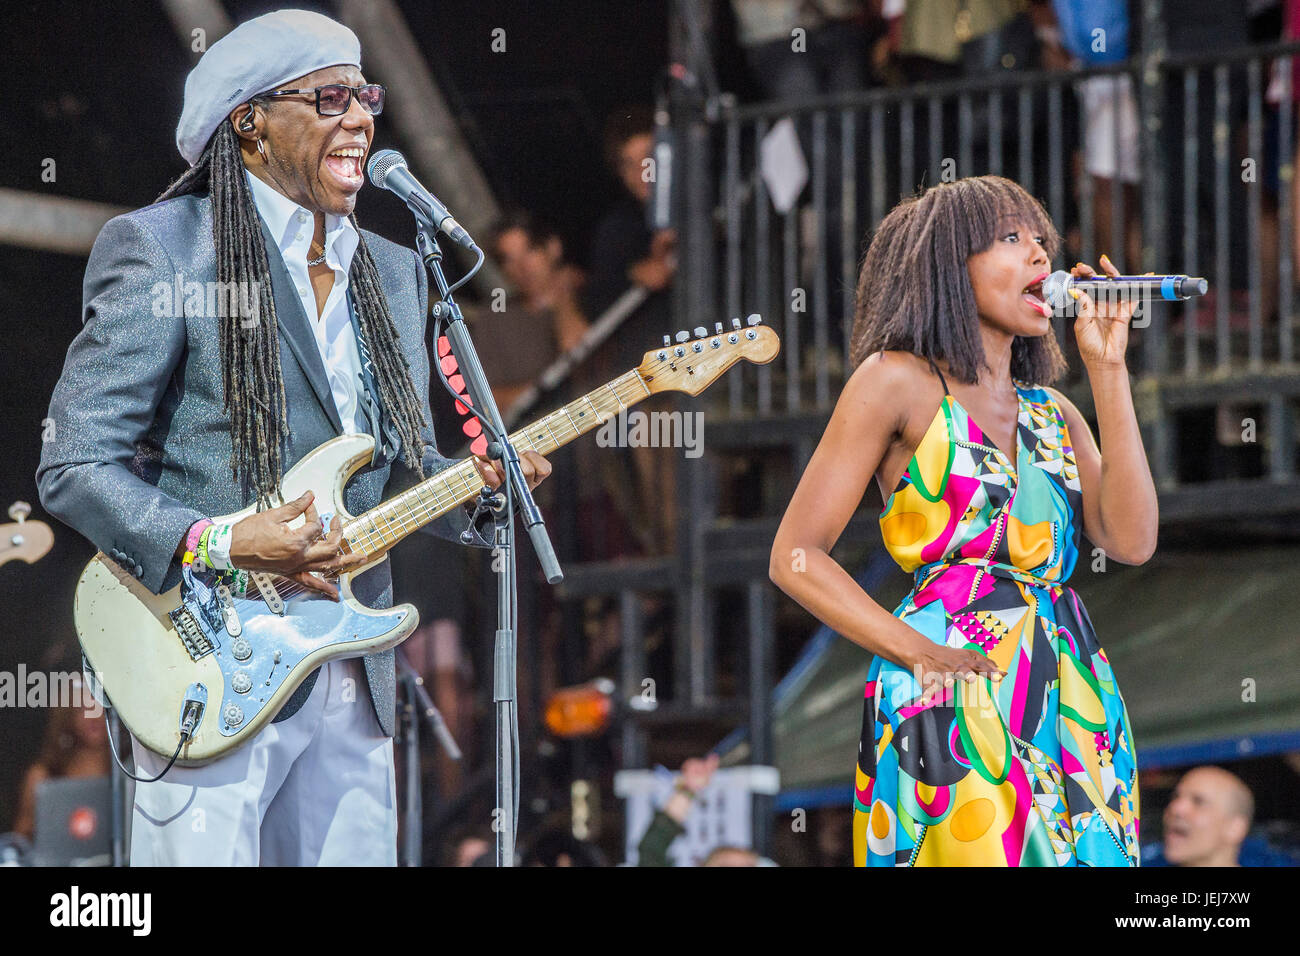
[{"left": 1162, "top": 766, "right": 1254, "bottom": 867}]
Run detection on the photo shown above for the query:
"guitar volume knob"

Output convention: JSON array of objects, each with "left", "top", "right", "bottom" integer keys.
[{"left": 230, "top": 637, "right": 253, "bottom": 661}]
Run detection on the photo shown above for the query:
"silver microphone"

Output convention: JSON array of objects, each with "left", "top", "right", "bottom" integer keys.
[
  {"left": 367, "top": 149, "right": 478, "bottom": 252},
  {"left": 1042, "top": 270, "right": 1208, "bottom": 311}
]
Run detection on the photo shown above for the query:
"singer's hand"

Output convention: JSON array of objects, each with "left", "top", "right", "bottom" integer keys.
[
  {"left": 471, "top": 450, "right": 552, "bottom": 492},
  {"left": 1068, "top": 255, "right": 1153, "bottom": 370}
]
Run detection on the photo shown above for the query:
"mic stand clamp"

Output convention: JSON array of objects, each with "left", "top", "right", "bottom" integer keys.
[{"left": 460, "top": 487, "right": 506, "bottom": 544}]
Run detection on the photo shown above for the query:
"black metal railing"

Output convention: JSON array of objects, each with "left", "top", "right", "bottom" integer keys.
[{"left": 706, "top": 42, "right": 1300, "bottom": 494}]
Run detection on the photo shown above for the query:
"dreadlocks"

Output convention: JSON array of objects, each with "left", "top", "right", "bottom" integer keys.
[
  {"left": 848, "top": 175, "right": 1067, "bottom": 386},
  {"left": 157, "top": 116, "right": 429, "bottom": 507}
]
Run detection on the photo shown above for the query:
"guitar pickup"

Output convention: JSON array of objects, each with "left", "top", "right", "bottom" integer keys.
[
  {"left": 215, "top": 583, "right": 242, "bottom": 636},
  {"left": 250, "top": 571, "right": 285, "bottom": 615}
]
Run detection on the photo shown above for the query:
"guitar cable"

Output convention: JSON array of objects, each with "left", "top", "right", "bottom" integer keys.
[{"left": 101, "top": 701, "right": 198, "bottom": 783}]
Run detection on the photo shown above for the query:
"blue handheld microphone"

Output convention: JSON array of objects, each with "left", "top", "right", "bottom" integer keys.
[{"left": 1042, "top": 271, "right": 1207, "bottom": 311}]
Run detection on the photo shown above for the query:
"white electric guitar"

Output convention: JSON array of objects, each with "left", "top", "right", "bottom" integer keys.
[{"left": 74, "top": 320, "right": 779, "bottom": 765}]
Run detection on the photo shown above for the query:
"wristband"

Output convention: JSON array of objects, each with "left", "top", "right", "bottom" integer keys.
[
  {"left": 194, "top": 524, "right": 214, "bottom": 571},
  {"left": 184, "top": 518, "right": 213, "bottom": 556},
  {"left": 205, "top": 523, "right": 235, "bottom": 571},
  {"left": 182, "top": 518, "right": 213, "bottom": 569}
]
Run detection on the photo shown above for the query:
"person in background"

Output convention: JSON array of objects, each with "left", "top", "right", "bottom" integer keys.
[
  {"left": 1162, "top": 766, "right": 1253, "bottom": 867},
  {"left": 636, "top": 753, "right": 719, "bottom": 866},
  {"left": 876, "top": 2, "right": 1062, "bottom": 193},
  {"left": 442, "top": 826, "right": 494, "bottom": 867},
  {"left": 730, "top": 0, "right": 880, "bottom": 98},
  {"left": 883, "top": 0, "right": 1040, "bottom": 83},
  {"left": 11, "top": 675, "right": 110, "bottom": 840},
  {"left": 1042, "top": 0, "right": 1142, "bottom": 269},
  {"left": 478, "top": 209, "right": 589, "bottom": 413},
  {"left": 585, "top": 107, "right": 681, "bottom": 557},
  {"left": 586, "top": 105, "right": 676, "bottom": 365},
  {"left": 702, "top": 846, "right": 763, "bottom": 866}
]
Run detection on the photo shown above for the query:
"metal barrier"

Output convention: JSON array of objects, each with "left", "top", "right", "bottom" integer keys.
[{"left": 706, "top": 41, "right": 1300, "bottom": 491}]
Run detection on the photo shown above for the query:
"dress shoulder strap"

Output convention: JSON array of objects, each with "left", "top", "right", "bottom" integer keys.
[{"left": 926, "top": 357, "right": 951, "bottom": 396}]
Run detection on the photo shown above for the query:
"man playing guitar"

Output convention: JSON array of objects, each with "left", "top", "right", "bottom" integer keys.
[{"left": 36, "top": 9, "right": 550, "bottom": 865}]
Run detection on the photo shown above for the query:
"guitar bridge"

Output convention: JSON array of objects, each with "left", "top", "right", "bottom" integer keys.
[{"left": 170, "top": 605, "right": 215, "bottom": 662}]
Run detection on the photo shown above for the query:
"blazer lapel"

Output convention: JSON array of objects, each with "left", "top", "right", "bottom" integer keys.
[{"left": 257, "top": 219, "right": 344, "bottom": 433}]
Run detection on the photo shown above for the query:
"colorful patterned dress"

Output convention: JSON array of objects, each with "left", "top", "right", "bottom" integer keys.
[{"left": 854, "top": 367, "right": 1141, "bottom": 866}]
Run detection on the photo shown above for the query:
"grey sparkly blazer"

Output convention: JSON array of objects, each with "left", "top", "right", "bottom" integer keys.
[{"left": 36, "top": 191, "right": 487, "bottom": 737}]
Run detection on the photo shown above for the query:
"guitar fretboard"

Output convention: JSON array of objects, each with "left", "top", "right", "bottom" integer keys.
[{"left": 344, "top": 370, "right": 651, "bottom": 555}]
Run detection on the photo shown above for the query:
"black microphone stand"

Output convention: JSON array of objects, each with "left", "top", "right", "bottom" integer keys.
[
  {"left": 393, "top": 646, "right": 465, "bottom": 866},
  {"left": 415, "top": 227, "right": 563, "bottom": 868}
]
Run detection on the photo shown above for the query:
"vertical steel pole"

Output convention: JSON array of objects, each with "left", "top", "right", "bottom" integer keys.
[{"left": 1139, "top": 0, "right": 1172, "bottom": 490}]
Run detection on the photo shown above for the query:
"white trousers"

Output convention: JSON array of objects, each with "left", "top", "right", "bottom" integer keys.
[{"left": 128, "top": 658, "right": 397, "bottom": 866}]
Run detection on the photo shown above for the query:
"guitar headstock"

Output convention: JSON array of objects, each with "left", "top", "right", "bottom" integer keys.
[
  {"left": 0, "top": 501, "right": 53, "bottom": 568},
  {"left": 637, "top": 314, "right": 780, "bottom": 396}
]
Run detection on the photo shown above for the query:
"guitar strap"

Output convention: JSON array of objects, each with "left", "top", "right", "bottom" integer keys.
[{"left": 347, "top": 287, "right": 404, "bottom": 467}]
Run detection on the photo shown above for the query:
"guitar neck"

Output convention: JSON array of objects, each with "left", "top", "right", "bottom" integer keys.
[{"left": 344, "top": 369, "right": 652, "bottom": 555}]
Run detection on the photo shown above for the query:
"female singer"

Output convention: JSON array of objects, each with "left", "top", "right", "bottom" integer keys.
[{"left": 770, "top": 176, "right": 1156, "bottom": 866}]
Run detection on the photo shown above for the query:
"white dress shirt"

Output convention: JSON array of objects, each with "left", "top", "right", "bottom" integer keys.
[{"left": 246, "top": 169, "right": 365, "bottom": 434}]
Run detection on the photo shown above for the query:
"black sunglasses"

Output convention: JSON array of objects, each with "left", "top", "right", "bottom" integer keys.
[{"left": 261, "top": 83, "right": 385, "bottom": 117}]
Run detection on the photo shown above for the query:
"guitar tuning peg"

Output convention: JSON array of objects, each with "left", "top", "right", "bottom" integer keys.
[
  {"left": 8, "top": 501, "right": 30, "bottom": 522},
  {"left": 714, "top": 322, "right": 723, "bottom": 334},
  {"left": 731, "top": 317, "right": 741, "bottom": 330},
  {"left": 663, "top": 335, "right": 671, "bottom": 347},
  {"left": 746, "top": 313, "right": 761, "bottom": 326},
  {"left": 693, "top": 326, "right": 707, "bottom": 338},
  {"left": 675, "top": 330, "right": 690, "bottom": 343}
]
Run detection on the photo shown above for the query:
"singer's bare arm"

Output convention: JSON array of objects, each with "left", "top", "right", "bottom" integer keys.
[
  {"left": 1047, "top": 254, "right": 1159, "bottom": 565},
  {"left": 769, "top": 352, "right": 1005, "bottom": 692}
]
